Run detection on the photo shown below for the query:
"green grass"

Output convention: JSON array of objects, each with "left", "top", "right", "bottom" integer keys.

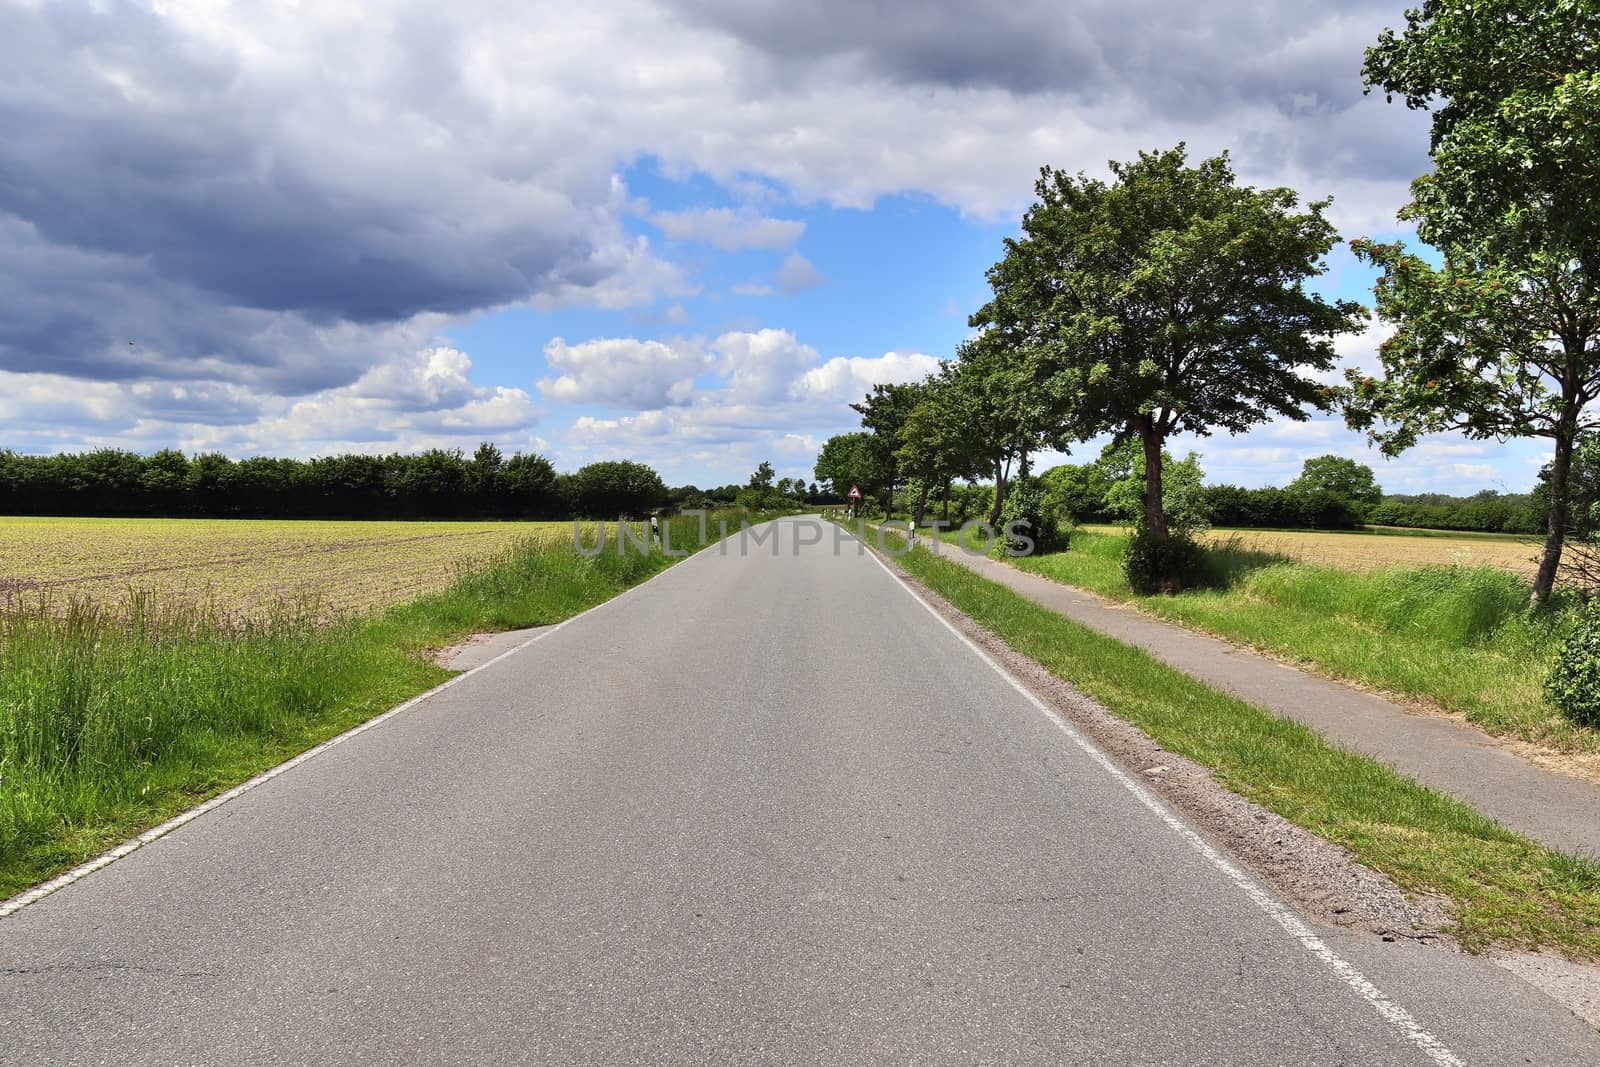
[
  {"left": 877, "top": 531, "right": 1600, "bottom": 958},
  {"left": 994, "top": 528, "right": 1587, "bottom": 754},
  {"left": 0, "top": 512, "right": 734, "bottom": 900}
]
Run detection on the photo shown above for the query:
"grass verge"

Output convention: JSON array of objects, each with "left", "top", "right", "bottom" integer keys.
[
  {"left": 868, "top": 529, "right": 1600, "bottom": 958},
  {"left": 0, "top": 512, "right": 743, "bottom": 901},
  {"left": 989, "top": 527, "right": 1588, "bottom": 756}
]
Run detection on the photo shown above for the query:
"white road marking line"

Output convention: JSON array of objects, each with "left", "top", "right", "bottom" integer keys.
[
  {"left": 848, "top": 528, "right": 1466, "bottom": 1067},
  {"left": 0, "top": 535, "right": 730, "bottom": 922}
]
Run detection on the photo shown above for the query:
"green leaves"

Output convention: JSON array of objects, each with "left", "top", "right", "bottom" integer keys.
[
  {"left": 971, "top": 144, "right": 1360, "bottom": 542},
  {"left": 975, "top": 145, "right": 1359, "bottom": 447},
  {"left": 1356, "top": 0, "right": 1600, "bottom": 599},
  {"left": 1364, "top": 0, "right": 1600, "bottom": 269}
]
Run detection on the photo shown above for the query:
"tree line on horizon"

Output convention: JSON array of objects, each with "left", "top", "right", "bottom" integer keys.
[
  {"left": 0, "top": 445, "right": 830, "bottom": 520},
  {"left": 818, "top": 439, "right": 1560, "bottom": 537},
  {"left": 814, "top": 0, "right": 1597, "bottom": 602}
]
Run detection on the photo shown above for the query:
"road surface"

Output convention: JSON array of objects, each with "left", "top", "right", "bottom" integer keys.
[{"left": 3, "top": 517, "right": 1596, "bottom": 1064}]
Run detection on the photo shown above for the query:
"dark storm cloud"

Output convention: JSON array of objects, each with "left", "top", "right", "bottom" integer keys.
[
  {"left": 669, "top": 0, "right": 1423, "bottom": 179},
  {"left": 0, "top": 217, "right": 430, "bottom": 395},
  {"left": 0, "top": 2, "right": 629, "bottom": 389},
  {"left": 671, "top": 0, "right": 1387, "bottom": 100}
]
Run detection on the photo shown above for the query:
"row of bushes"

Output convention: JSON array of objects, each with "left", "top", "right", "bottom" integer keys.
[
  {"left": 1369, "top": 494, "right": 1544, "bottom": 534},
  {"left": 0, "top": 446, "right": 839, "bottom": 521},
  {"left": 1201, "top": 485, "right": 1364, "bottom": 530},
  {"left": 980, "top": 471, "right": 1543, "bottom": 536},
  {"left": 1195, "top": 486, "right": 1540, "bottom": 534},
  {"left": 0, "top": 447, "right": 763, "bottom": 520}
]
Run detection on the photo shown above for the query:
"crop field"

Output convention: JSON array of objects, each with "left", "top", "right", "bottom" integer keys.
[
  {"left": 0, "top": 517, "right": 581, "bottom": 620},
  {"left": 1082, "top": 523, "right": 1541, "bottom": 576}
]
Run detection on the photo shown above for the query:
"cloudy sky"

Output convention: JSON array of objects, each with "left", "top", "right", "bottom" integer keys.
[{"left": 0, "top": 0, "right": 1553, "bottom": 494}]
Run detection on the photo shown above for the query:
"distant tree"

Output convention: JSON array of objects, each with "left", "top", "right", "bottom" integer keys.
[
  {"left": 186, "top": 452, "right": 234, "bottom": 511},
  {"left": 973, "top": 146, "right": 1362, "bottom": 543},
  {"left": 948, "top": 334, "right": 1066, "bottom": 525},
  {"left": 392, "top": 449, "right": 469, "bottom": 516},
  {"left": 139, "top": 449, "right": 191, "bottom": 513},
  {"left": 895, "top": 369, "right": 987, "bottom": 524},
  {"left": 1039, "top": 461, "right": 1117, "bottom": 524},
  {"left": 748, "top": 460, "right": 776, "bottom": 491},
  {"left": 501, "top": 452, "right": 559, "bottom": 515},
  {"left": 1289, "top": 455, "right": 1383, "bottom": 517},
  {"left": 814, "top": 432, "right": 888, "bottom": 506},
  {"left": 565, "top": 460, "right": 666, "bottom": 518},
  {"left": 851, "top": 381, "right": 925, "bottom": 518},
  {"left": 1099, "top": 443, "right": 1212, "bottom": 535},
  {"left": 466, "top": 442, "right": 504, "bottom": 502}
]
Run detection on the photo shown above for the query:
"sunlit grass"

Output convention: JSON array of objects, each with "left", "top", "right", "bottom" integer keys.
[
  {"left": 0, "top": 512, "right": 735, "bottom": 900},
  {"left": 1006, "top": 529, "right": 1585, "bottom": 753}
]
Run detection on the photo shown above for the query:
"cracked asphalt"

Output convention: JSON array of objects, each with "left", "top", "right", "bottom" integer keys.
[{"left": 2, "top": 517, "right": 1597, "bottom": 1064}]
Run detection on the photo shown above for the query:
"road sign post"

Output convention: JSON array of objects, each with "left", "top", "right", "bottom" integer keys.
[{"left": 847, "top": 484, "right": 861, "bottom": 518}]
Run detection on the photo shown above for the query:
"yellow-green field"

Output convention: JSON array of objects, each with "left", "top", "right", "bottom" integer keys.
[
  {"left": 1081, "top": 523, "right": 1542, "bottom": 576},
  {"left": 0, "top": 517, "right": 578, "bottom": 619}
]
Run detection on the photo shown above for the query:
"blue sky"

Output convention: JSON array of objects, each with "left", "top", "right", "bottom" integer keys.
[{"left": 0, "top": 0, "right": 1559, "bottom": 496}]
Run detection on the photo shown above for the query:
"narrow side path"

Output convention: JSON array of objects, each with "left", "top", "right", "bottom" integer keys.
[{"left": 934, "top": 546, "right": 1600, "bottom": 858}]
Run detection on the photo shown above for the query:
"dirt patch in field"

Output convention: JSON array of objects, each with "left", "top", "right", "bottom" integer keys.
[
  {"left": 427, "top": 626, "right": 550, "bottom": 672},
  {"left": 427, "top": 633, "right": 496, "bottom": 669}
]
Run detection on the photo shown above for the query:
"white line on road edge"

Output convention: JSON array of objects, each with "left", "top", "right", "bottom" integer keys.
[
  {"left": 0, "top": 532, "right": 735, "bottom": 922},
  {"left": 851, "top": 531, "right": 1466, "bottom": 1067}
]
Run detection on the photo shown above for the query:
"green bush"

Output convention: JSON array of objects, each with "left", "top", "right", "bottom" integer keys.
[
  {"left": 1548, "top": 602, "right": 1600, "bottom": 725},
  {"left": 1124, "top": 529, "right": 1206, "bottom": 594},
  {"left": 999, "top": 475, "right": 1069, "bottom": 555}
]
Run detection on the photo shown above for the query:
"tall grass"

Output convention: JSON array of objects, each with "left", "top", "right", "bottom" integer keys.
[
  {"left": 0, "top": 514, "right": 739, "bottom": 900},
  {"left": 1007, "top": 529, "right": 1584, "bottom": 752}
]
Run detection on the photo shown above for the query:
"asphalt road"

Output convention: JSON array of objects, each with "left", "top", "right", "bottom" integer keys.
[{"left": 3, "top": 517, "right": 1597, "bottom": 1064}]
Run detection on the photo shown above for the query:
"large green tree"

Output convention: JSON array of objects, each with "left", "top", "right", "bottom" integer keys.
[
  {"left": 1353, "top": 1, "right": 1600, "bottom": 601},
  {"left": 563, "top": 460, "right": 666, "bottom": 518},
  {"left": 1364, "top": 0, "right": 1599, "bottom": 272},
  {"left": 851, "top": 381, "right": 924, "bottom": 517},
  {"left": 894, "top": 367, "right": 989, "bottom": 525},
  {"left": 1289, "top": 455, "right": 1383, "bottom": 515},
  {"left": 947, "top": 332, "right": 1068, "bottom": 525},
  {"left": 973, "top": 146, "right": 1362, "bottom": 540},
  {"left": 813, "top": 432, "right": 887, "bottom": 507}
]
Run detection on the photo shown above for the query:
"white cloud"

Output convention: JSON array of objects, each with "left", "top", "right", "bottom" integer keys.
[
  {"left": 775, "top": 252, "right": 827, "bottom": 294},
  {"left": 0, "top": 344, "right": 540, "bottom": 458},
  {"left": 2, "top": 0, "right": 1441, "bottom": 476},
  {"left": 711, "top": 328, "right": 822, "bottom": 402},
  {"left": 543, "top": 330, "right": 944, "bottom": 482},
  {"left": 791, "top": 350, "right": 943, "bottom": 403},
  {"left": 538, "top": 337, "right": 708, "bottom": 408},
  {"left": 650, "top": 206, "right": 805, "bottom": 250}
]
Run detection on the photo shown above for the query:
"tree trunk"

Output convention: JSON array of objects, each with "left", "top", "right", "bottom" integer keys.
[
  {"left": 1140, "top": 423, "right": 1168, "bottom": 539},
  {"left": 913, "top": 481, "right": 930, "bottom": 526},
  {"left": 987, "top": 458, "right": 1007, "bottom": 527},
  {"left": 883, "top": 484, "right": 894, "bottom": 519},
  {"left": 941, "top": 476, "right": 952, "bottom": 523},
  {"left": 1532, "top": 431, "right": 1574, "bottom": 604}
]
